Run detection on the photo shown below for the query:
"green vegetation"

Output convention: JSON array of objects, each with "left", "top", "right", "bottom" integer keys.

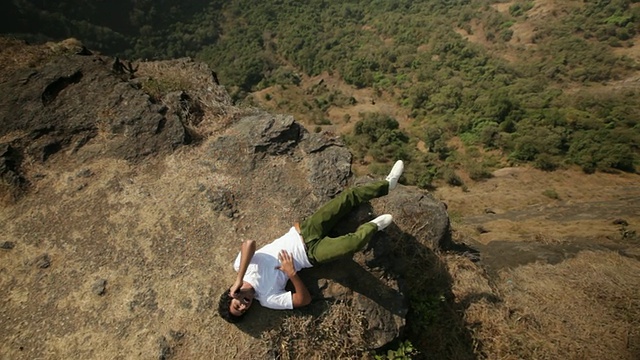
[
  {"left": 375, "top": 340, "right": 417, "bottom": 360},
  {"left": 542, "top": 189, "right": 560, "bottom": 200},
  {"left": 3, "top": 0, "right": 639, "bottom": 185}
]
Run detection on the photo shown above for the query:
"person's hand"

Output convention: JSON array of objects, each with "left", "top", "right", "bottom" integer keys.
[
  {"left": 229, "top": 279, "right": 243, "bottom": 298},
  {"left": 276, "top": 250, "right": 296, "bottom": 278}
]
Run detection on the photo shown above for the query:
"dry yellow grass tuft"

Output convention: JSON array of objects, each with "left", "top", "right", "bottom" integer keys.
[
  {"left": 136, "top": 59, "right": 244, "bottom": 136},
  {"left": 459, "top": 251, "right": 640, "bottom": 359},
  {"left": 0, "top": 37, "right": 55, "bottom": 78},
  {"left": 263, "top": 301, "right": 370, "bottom": 360}
]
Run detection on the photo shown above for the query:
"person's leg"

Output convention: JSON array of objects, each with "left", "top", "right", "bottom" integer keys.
[
  {"left": 302, "top": 160, "right": 404, "bottom": 264},
  {"left": 300, "top": 180, "right": 388, "bottom": 244},
  {"left": 308, "top": 222, "right": 379, "bottom": 264}
]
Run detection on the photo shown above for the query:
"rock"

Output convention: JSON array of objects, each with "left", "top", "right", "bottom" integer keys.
[
  {"left": 207, "top": 115, "right": 453, "bottom": 350},
  {"left": 1, "top": 241, "right": 15, "bottom": 250},
  {"left": 300, "top": 131, "right": 344, "bottom": 154},
  {"left": 129, "top": 288, "right": 158, "bottom": 311},
  {"left": 613, "top": 218, "right": 629, "bottom": 226},
  {"left": 158, "top": 336, "right": 173, "bottom": 360},
  {"left": 203, "top": 187, "right": 237, "bottom": 218},
  {"left": 0, "top": 53, "right": 197, "bottom": 188},
  {"left": 92, "top": 279, "right": 107, "bottom": 296},
  {"left": 234, "top": 113, "right": 303, "bottom": 155},
  {"left": 35, "top": 254, "right": 51, "bottom": 269},
  {"left": 0, "top": 144, "right": 27, "bottom": 191},
  {"left": 306, "top": 147, "right": 352, "bottom": 198},
  {"left": 373, "top": 185, "right": 451, "bottom": 251}
]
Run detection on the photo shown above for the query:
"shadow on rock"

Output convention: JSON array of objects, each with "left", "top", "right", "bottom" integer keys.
[{"left": 382, "top": 226, "right": 478, "bottom": 359}]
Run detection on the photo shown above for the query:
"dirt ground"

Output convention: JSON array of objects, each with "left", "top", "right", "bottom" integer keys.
[
  {"left": 0, "top": 139, "right": 321, "bottom": 359},
  {"left": 3, "top": 146, "right": 638, "bottom": 359},
  {"left": 435, "top": 166, "right": 640, "bottom": 359}
]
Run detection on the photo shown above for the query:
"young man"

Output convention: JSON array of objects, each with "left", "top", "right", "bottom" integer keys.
[{"left": 218, "top": 160, "right": 404, "bottom": 323}]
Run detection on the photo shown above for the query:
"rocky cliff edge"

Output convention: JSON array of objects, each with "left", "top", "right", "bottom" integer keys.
[{"left": 0, "top": 38, "right": 451, "bottom": 359}]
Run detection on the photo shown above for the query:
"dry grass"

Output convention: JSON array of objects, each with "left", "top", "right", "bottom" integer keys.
[
  {"left": 459, "top": 251, "right": 640, "bottom": 359},
  {"left": 438, "top": 164, "right": 640, "bottom": 359},
  {"left": 136, "top": 59, "right": 245, "bottom": 136},
  {"left": 0, "top": 37, "right": 54, "bottom": 78},
  {"left": 263, "top": 301, "right": 371, "bottom": 360},
  {"left": 0, "top": 37, "right": 91, "bottom": 80}
]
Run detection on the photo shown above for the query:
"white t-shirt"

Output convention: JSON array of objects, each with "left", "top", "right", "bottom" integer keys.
[{"left": 233, "top": 227, "right": 313, "bottom": 310}]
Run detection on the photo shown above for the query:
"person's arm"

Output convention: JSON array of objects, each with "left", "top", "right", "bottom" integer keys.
[
  {"left": 276, "top": 250, "right": 311, "bottom": 308},
  {"left": 230, "top": 240, "right": 256, "bottom": 296}
]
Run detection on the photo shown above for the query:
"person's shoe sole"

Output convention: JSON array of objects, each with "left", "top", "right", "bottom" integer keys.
[
  {"left": 370, "top": 214, "right": 393, "bottom": 230},
  {"left": 386, "top": 160, "right": 404, "bottom": 190}
]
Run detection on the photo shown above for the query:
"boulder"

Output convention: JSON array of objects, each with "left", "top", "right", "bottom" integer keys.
[{"left": 212, "top": 115, "right": 450, "bottom": 351}]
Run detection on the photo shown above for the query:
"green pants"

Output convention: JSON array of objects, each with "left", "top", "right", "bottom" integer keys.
[{"left": 301, "top": 180, "right": 389, "bottom": 265}]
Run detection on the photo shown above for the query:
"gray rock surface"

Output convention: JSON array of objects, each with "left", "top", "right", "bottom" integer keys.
[
  {"left": 214, "top": 114, "right": 450, "bottom": 350},
  {"left": 0, "top": 54, "right": 193, "bottom": 179}
]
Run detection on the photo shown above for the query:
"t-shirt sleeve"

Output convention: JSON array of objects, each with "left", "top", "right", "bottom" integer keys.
[
  {"left": 260, "top": 291, "right": 293, "bottom": 310},
  {"left": 233, "top": 252, "right": 241, "bottom": 271}
]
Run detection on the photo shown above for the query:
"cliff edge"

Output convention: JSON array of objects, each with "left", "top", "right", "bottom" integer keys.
[{"left": 0, "top": 38, "right": 452, "bottom": 359}]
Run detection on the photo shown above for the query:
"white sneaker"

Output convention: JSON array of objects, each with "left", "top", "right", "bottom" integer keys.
[
  {"left": 385, "top": 160, "right": 404, "bottom": 190},
  {"left": 370, "top": 214, "right": 393, "bottom": 230}
]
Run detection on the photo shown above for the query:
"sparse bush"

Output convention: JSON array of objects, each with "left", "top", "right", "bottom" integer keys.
[
  {"left": 442, "top": 168, "right": 464, "bottom": 187},
  {"left": 509, "top": 2, "right": 534, "bottom": 17},
  {"left": 140, "top": 77, "right": 184, "bottom": 101},
  {"left": 542, "top": 188, "right": 560, "bottom": 200},
  {"left": 467, "top": 161, "right": 494, "bottom": 181},
  {"left": 534, "top": 154, "right": 560, "bottom": 171},
  {"left": 410, "top": 293, "right": 446, "bottom": 330},
  {"left": 375, "top": 340, "right": 418, "bottom": 360},
  {"left": 344, "top": 113, "right": 411, "bottom": 164},
  {"left": 501, "top": 29, "right": 514, "bottom": 42}
]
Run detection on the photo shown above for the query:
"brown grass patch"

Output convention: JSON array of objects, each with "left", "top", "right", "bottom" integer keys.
[
  {"left": 436, "top": 166, "right": 640, "bottom": 246},
  {"left": 0, "top": 37, "right": 54, "bottom": 78},
  {"left": 263, "top": 301, "right": 370, "bottom": 359},
  {"left": 136, "top": 59, "right": 241, "bottom": 136},
  {"left": 463, "top": 251, "right": 640, "bottom": 359}
]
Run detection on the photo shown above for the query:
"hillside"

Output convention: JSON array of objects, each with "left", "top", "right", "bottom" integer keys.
[
  {"left": 3, "top": 0, "right": 639, "bottom": 185},
  {"left": 1, "top": 36, "right": 639, "bottom": 360},
  {"left": 0, "top": 38, "right": 447, "bottom": 359},
  {"left": 2, "top": 0, "right": 640, "bottom": 358}
]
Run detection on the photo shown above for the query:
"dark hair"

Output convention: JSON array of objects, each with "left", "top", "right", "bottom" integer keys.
[{"left": 218, "top": 289, "right": 245, "bottom": 323}]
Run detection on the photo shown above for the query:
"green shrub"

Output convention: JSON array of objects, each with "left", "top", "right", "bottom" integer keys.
[
  {"left": 409, "top": 293, "right": 446, "bottom": 331},
  {"left": 542, "top": 189, "right": 560, "bottom": 200},
  {"left": 442, "top": 167, "right": 464, "bottom": 187},
  {"left": 501, "top": 28, "right": 514, "bottom": 42},
  {"left": 375, "top": 340, "right": 417, "bottom": 360},
  {"left": 345, "top": 113, "right": 412, "bottom": 164},
  {"left": 534, "top": 153, "right": 561, "bottom": 171},
  {"left": 466, "top": 161, "right": 494, "bottom": 181}
]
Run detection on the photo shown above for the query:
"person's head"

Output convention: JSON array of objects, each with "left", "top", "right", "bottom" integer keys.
[{"left": 217, "top": 289, "right": 254, "bottom": 323}]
